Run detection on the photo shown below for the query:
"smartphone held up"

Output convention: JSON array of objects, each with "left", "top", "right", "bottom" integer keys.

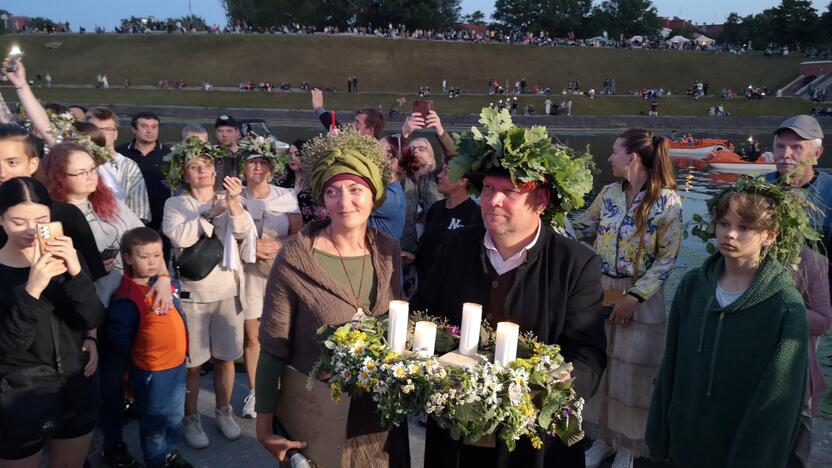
[{"left": 6, "top": 45, "right": 23, "bottom": 73}]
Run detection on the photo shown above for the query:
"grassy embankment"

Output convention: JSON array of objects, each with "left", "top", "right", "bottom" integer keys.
[{"left": 0, "top": 33, "right": 815, "bottom": 116}]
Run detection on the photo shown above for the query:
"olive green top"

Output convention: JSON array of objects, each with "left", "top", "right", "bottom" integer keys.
[
  {"left": 311, "top": 249, "right": 377, "bottom": 313},
  {"left": 254, "top": 249, "right": 378, "bottom": 414}
]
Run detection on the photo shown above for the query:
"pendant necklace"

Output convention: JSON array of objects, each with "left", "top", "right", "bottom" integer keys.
[{"left": 329, "top": 229, "right": 368, "bottom": 315}]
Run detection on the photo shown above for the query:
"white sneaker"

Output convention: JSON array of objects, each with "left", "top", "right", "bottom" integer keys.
[
  {"left": 611, "top": 448, "right": 634, "bottom": 468},
  {"left": 182, "top": 414, "right": 210, "bottom": 449},
  {"left": 585, "top": 439, "right": 615, "bottom": 468},
  {"left": 216, "top": 406, "right": 242, "bottom": 440},
  {"left": 241, "top": 390, "right": 256, "bottom": 419}
]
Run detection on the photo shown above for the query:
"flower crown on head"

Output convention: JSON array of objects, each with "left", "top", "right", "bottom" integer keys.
[
  {"left": 237, "top": 133, "right": 291, "bottom": 175},
  {"left": 447, "top": 107, "right": 595, "bottom": 227},
  {"left": 48, "top": 112, "right": 116, "bottom": 165},
  {"left": 689, "top": 176, "right": 822, "bottom": 270},
  {"left": 163, "top": 136, "right": 225, "bottom": 190},
  {"left": 301, "top": 126, "right": 391, "bottom": 197}
]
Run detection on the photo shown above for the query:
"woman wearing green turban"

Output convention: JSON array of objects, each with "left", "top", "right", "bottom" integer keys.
[{"left": 255, "top": 129, "right": 410, "bottom": 467}]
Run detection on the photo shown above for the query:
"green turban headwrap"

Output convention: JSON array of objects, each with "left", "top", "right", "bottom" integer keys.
[{"left": 310, "top": 147, "right": 387, "bottom": 207}]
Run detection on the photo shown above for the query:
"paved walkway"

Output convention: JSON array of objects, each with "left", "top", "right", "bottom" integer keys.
[{"left": 81, "top": 369, "right": 830, "bottom": 467}]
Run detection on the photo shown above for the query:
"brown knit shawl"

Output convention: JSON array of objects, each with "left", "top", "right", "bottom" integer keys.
[{"left": 259, "top": 219, "right": 402, "bottom": 374}]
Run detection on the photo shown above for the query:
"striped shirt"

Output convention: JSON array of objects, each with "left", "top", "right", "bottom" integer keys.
[{"left": 108, "top": 152, "right": 151, "bottom": 223}]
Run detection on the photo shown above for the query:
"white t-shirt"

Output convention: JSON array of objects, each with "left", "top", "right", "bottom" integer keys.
[{"left": 715, "top": 283, "right": 747, "bottom": 308}]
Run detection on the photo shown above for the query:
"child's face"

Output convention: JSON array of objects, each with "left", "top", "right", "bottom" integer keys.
[
  {"left": 124, "top": 242, "right": 164, "bottom": 278},
  {"left": 715, "top": 208, "right": 776, "bottom": 262}
]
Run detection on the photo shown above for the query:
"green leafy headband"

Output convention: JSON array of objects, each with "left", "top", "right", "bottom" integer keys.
[
  {"left": 689, "top": 176, "right": 822, "bottom": 270},
  {"left": 48, "top": 112, "right": 116, "bottom": 165},
  {"left": 447, "top": 107, "right": 595, "bottom": 227},
  {"left": 162, "top": 136, "right": 225, "bottom": 190},
  {"left": 237, "top": 133, "right": 290, "bottom": 176}
]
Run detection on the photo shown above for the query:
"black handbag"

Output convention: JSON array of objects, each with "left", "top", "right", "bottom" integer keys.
[
  {"left": 174, "top": 233, "right": 223, "bottom": 281},
  {"left": 0, "top": 313, "right": 65, "bottom": 445}
]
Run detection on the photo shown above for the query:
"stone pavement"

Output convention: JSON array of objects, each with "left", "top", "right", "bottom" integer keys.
[
  {"left": 86, "top": 371, "right": 426, "bottom": 468},
  {"left": 83, "top": 370, "right": 830, "bottom": 467}
]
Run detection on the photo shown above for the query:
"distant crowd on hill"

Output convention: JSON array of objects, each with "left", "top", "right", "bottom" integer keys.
[{"left": 12, "top": 19, "right": 790, "bottom": 56}]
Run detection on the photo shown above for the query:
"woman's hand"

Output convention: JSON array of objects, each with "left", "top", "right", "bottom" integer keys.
[
  {"left": 609, "top": 294, "right": 639, "bottom": 325},
  {"left": 424, "top": 110, "right": 446, "bottom": 136},
  {"left": 402, "top": 112, "right": 426, "bottom": 138},
  {"left": 223, "top": 176, "right": 244, "bottom": 200},
  {"left": 102, "top": 258, "right": 116, "bottom": 272},
  {"left": 45, "top": 236, "right": 81, "bottom": 277},
  {"left": 208, "top": 198, "right": 229, "bottom": 219},
  {"left": 260, "top": 433, "right": 307, "bottom": 462},
  {"left": 148, "top": 275, "right": 174, "bottom": 314},
  {"left": 256, "top": 413, "right": 307, "bottom": 462},
  {"left": 25, "top": 246, "right": 67, "bottom": 299},
  {"left": 401, "top": 251, "right": 416, "bottom": 264},
  {"left": 0, "top": 57, "right": 27, "bottom": 88},
  {"left": 256, "top": 238, "right": 281, "bottom": 261},
  {"left": 82, "top": 337, "right": 98, "bottom": 377}
]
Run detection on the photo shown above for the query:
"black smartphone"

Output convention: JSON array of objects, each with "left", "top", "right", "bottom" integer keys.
[{"left": 101, "top": 248, "right": 120, "bottom": 260}]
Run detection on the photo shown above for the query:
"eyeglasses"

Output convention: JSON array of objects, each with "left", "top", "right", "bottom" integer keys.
[
  {"left": 411, "top": 145, "right": 430, "bottom": 152},
  {"left": 66, "top": 167, "right": 97, "bottom": 178},
  {"left": 99, "top": 127, "right": 118, "bottom": 133}
]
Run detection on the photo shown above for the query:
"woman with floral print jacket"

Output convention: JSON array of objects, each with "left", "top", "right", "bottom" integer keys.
[{"left": 572, "top": 129, "right": 683, "bottom": 468}]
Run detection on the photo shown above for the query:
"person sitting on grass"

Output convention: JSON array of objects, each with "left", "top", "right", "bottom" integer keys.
[
  {"left": 103, "top": 227, "right": 191, "bottom": 468},
  {"left": 646, "top": 179, "right": 811, "bottom": 468}
]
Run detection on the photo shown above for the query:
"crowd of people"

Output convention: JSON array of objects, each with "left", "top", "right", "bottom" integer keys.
[{"left": 0, "top": 50, "right": 829, "bottom": 468}]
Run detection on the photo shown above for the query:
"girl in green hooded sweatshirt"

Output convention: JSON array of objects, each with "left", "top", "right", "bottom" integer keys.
[{"left": 646, "top": 180, "right": 810, "bottom": 468}]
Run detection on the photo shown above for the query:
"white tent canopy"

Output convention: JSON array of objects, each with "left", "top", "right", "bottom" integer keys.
[
  {"left": 628, "top": 35, "right": 644, "bottom": 44},
  {"left": 693, "top": 34, "right": 715, "bottom": 46},
  {"left": 668, "top": 35, "right": 691, "bottom": 44}
]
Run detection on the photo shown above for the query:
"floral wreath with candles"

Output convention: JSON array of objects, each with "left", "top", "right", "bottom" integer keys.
[
  {"left": 237, "top": 133, "right": 291, "bottom": 175},
  {"left": 447, "top": 107, "right": 595, "bottom": 227},
  {"left": 44, "top": 111, "right": 116, "bottom": 165},
  {"left": 162, "top": 136, "right": 225, "bottom": 190},
  {"left": 687, "top": 175, "right": 822, "bottom": 270},
  {"left": 311, "top": 311, "right": 585, "bottom": 451}
]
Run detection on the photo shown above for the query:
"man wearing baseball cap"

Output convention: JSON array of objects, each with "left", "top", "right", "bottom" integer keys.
[
  {"left": 765, "top": 116, "right": 831, "bottom": 467},
  {"left": 766, "top": 114, "right": 831, "bottom": 225},
  {"left": 214, "top": 114, "right": 242, "bottom": 185}
]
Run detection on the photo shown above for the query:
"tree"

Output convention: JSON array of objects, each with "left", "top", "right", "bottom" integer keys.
[
  {"left": 719, "top": 12, "right": 743, "bottom": 46},
  {"left": 463, "top": 10, "right": 487, "bottom": 25},
  {"left": 222, "top": 0, "right": 460, "bottom": 30},
  {"left": 492, "top": 0, "right": 592, "bottom": 36},
  {"left": 770, "top": 0, "right": 819, "bottom": 47},
  {"left": 589, "top": 0, "right": 661, "bottom": 39},
  {"left": 820, "top": 2, "right": 832, "bottom": 44}
]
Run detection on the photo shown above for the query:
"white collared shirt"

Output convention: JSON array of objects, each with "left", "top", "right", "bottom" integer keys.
[{"left": 483, "top": 221, "right": 542, "bottom": 275}]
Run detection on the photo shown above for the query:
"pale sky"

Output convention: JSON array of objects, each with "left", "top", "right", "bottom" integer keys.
[{"left": 2, "top": 1, "right": 828, "bottom": 30}]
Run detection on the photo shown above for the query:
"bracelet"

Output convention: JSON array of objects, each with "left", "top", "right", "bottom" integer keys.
[
  {"left": 157, "top": 273, "right": 171, "bottom": 279},
  {"left": 626, "top": 291, "right": 646, "bottom": 303},
  {"left": 83, "top": 336, "right": 98, "bottom": 344}
]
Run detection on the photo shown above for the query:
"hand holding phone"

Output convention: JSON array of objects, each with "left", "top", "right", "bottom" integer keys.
[{"left": 413, "top": 100, "right": 433, "bottom": 117}]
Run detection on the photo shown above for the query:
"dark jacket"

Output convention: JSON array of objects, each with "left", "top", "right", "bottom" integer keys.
[
  {"left": 0, "top": 264, "right": 104, "bottom": 380},
  {"left": 645, "top": 253, "right": 808, "bottom": 468},
  {"left": 412, "top": 224, "right": 606, "bottom": 468}
]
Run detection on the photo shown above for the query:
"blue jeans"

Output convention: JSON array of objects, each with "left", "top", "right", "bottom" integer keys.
[
  {"left": 98, "top": 350, "right": 130, "bottom": 448},
  {"left": 130, "top": 364, "right": 186, "bottom": 468}
]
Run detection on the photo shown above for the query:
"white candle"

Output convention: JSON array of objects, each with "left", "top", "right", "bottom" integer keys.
[
  {"left": 388, "top": 300, "right": 409, "bottom": 354},
  {"left": 494, "top": 322, "right": 520, "bottom": 366},
  {"left": 412, "top": 321, "right": 437, "bottom": 357},
  {"left": 458, "top": 303, "right": 482, "bottom": 356}
]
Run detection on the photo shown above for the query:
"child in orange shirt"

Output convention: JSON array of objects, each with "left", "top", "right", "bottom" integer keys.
[{"left": 103, "top": 227, "right": 191, "bottom": 468}]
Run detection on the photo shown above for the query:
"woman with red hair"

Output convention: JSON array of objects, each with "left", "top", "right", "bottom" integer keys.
[{"left": 41, "top": 142, "right": 144, "bottom": 306}]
